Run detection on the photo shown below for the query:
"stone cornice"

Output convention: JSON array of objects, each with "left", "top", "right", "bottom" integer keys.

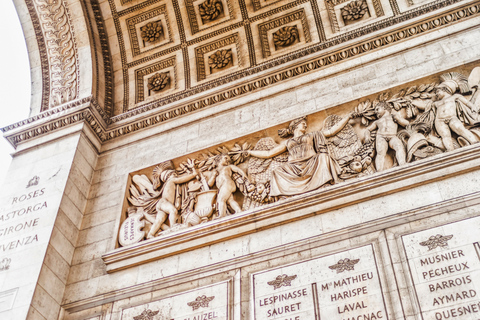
[{"left": 3, "top": 0, "right": 480, "bottom": 147}]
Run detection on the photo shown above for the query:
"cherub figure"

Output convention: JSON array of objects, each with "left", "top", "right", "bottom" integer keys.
[
  {"left": 432, "top": 83, "right": 478, "bottom": 151},
  {"left": 147, "top": 161, "right": 199, "bottom": 239},
  {"left": 364, "top": 101, "right": 409, "bottom": 171},
  {"left": 214, "top": 154, "right": 248, "bottom": 218}
]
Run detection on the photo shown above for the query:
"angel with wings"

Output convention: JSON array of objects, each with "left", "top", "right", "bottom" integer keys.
[{"left": 247, "top": 114, "right": 353, "bottom": 196}]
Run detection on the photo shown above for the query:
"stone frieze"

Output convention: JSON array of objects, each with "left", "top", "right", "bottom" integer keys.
[{"left": 119, "top": 67, "right": 480, "bottom": 246}]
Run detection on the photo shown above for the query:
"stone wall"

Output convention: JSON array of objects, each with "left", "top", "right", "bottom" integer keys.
[{"left": 2, "top": 0, "right": 480, "bottom": 319}]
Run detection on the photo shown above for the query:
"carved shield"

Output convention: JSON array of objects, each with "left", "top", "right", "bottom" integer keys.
[{"left": 119, "top": 213, "right": 145, "bottom": 246}]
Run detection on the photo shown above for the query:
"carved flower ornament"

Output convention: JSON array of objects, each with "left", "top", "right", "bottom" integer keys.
[
  {"left": 147, "top": 72, "right": 170, "bottom": 92},
  {"left": 341, "top": 0, "right": 368, "bottom": 21},
  {"left": 208, "top": 49, "right": 232, "bottom": 70},
  {"left": 199, "top": 0, "right": 224, "bottom": 22},
  {"left": 273, "top": 26, "right": 299, "bottom": 48},
  {"left": 140, "top": 21, "right": 163, "bottom": 43}
]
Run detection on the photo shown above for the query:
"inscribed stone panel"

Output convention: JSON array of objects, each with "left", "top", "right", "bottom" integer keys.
[
  {"left": 251, "top": 245, "right": 387, "bottom": 320},
  {"left": 120, "top": 281, "right": 231, "bottom": 320},
  {"left": 402, "top": 217, "right": 480, "bottom": 320}
]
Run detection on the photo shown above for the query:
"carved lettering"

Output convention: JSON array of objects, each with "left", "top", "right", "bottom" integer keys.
[
  {"left": 420, "top": 250, "right": 465, "bottom": 266},
  {"left": 422, "top": 262, "right": 470, "bottom": 280},
  {"left": 267, "top": 302, "right": 301, "bottom": 317},
  {"left": 333, "top": 273, "right": 373, "bottom": 288},
  {"left": 434, "top": 302, "right": 480, "bottom": 319},
  {"left": 429, "top": 276, "right": 472, "bottom": 292},
  {"left": 259, "top": 289, "right": 308, "bottom": 306},
  {"left": 0, "top": 218, "right": 40, "bottom": 238},
  {"left": 0, "top": 234, "right": 39, "bottom": 252},
  {"left": 331, "top": 286, "right": 368, "bottom": 301},
  {"left": 342, "top": 311, "right": 383, "bottom": 320},
  {"left": 11, "top": 188, "right": 45, "bottom": 204},
  {"left": 0, "top": 201, "right": 48, "bottom": 222}
]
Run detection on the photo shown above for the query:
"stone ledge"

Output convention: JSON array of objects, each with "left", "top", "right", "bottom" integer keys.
[{"left": 102, "top": 143, "right": 480, "bottom": 273}]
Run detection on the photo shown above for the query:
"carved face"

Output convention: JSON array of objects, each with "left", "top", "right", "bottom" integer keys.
[
  {"left": 219, "top": 155, "right": 230, "bottom": 165},
  {"left": 435, "top": 88, "right": 449, "bottom": 99},
  {"left": 294, "top": 120, "right": 307, "bottom": 133},
  {"left": 375, "top": 105, "right": 385, "bottom": 117}
]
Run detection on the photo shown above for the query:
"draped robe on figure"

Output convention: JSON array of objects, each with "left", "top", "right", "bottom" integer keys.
[{"left": 270, "top": 131, "right": 341, "bottom": 196}]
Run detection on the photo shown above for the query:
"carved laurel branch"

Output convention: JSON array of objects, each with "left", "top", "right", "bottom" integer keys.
[
  {"left": 176, "top": 143, "right": 251, "bottom": 174},
  {"left": 353, "top": 82, "right": 438, "bottom": 126},
  {"left": 33, "top": 0, "right": 79, "bottom": 109}
]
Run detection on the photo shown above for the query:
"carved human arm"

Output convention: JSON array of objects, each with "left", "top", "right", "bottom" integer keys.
[
  {"left": 248, "top": 143, "right": 287, "bottom": 159},
  {"left": 172, "top": 170, "right": 198, "bottom": 184},
  {"left": 364, "top": 121, "right": 377, "bottom": 143},
  {"left": 323, "top": 112, "right": 353, "bottom": 138},
  {"left": 206, "top": 171, "right": 217, "bottom": 187},
  {"left": 393, "top": 112, "right": 410, "bottom": 127},
  {"left": 231, "top": 165, "right": 248, "bottom": 179},
  {"left": 410, "top": 99, "right": 429, "bottom": 111}
]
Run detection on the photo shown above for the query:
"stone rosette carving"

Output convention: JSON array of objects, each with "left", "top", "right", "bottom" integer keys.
[
  {"left": 140, "top": 21, "right": 163, "bottom": 43},
  {"left": 419, "top": 234, "right": 454, "bottom": 250},
  {"left": 187, "top": 295, "right": 215, "bottom": 310},
  {"left": 147, "top": 72, "right": 170, "bottom": 92},
  {"left": 267, "top": 274, "right": 297, "bottom": 289},
  {"left": 341, "top": 0, "right": 369, "bottom": 21},
  {"left": 208, "top": 49, "right": 233, "bottom": 70},
  {"left": 199, "top": 0, "right": 224, "bottom": 23},
  {"left": 329, "top": 258, "right": 360, "bottom": 273},
  {"left": 273, "top": 26, "right": 299, "bottom": 48}
]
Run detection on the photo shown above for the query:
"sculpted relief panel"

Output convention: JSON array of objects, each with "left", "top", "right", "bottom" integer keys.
[{"left": 119, "top": 67, "right": 480, "bottom": 246}]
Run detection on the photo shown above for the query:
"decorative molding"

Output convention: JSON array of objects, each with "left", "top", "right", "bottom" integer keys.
[
  {"left": 111, "top": 0, "right": 470, "bottom": 123},
  {"left": 195, "top": 34, "right": 240, "bottom": 81},
  {"left": 125, "top": 5, "right": 174, "bottom": 57},
  {"left": 326, "top": 0, "right": 384, "bottom": 33},
  {"left": 135, "top": 57, "right": 177, "bottom": 103},
  {"left": 24, "top": 0, "right": 50, "bottom": 112},
  {"left": 90, "top": 0, "right": 115, "bottom": 116},
  {"left": 1, "top": 97, "right": 106, "bottom": 147},
  {"left": 33, "top": 0, "right": 79, "bottom": 109},
  {"left": 3, "top": 1, "right": 479, "bottom": 145},
  {"left": 258, "top": 9, "right": 311, "bottom": 58},
  {"left": 185, "top": 0, "right": 235, "bottom": 34},
  {"left": 117, "top": 0, "right": 164, "bottom": 16}
]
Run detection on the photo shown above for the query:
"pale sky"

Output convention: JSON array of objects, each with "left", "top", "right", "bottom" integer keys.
[{"left": 0, "top": 1, "right": 32, "bottom": 184}]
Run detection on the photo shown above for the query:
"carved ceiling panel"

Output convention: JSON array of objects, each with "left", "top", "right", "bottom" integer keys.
[{"left": 95, "top": 0, "right": 451, "bottom": 116}]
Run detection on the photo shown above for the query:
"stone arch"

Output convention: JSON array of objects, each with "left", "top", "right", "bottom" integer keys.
[{"left": 13, "top": 0, "right": 114, "bottom": 116}]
